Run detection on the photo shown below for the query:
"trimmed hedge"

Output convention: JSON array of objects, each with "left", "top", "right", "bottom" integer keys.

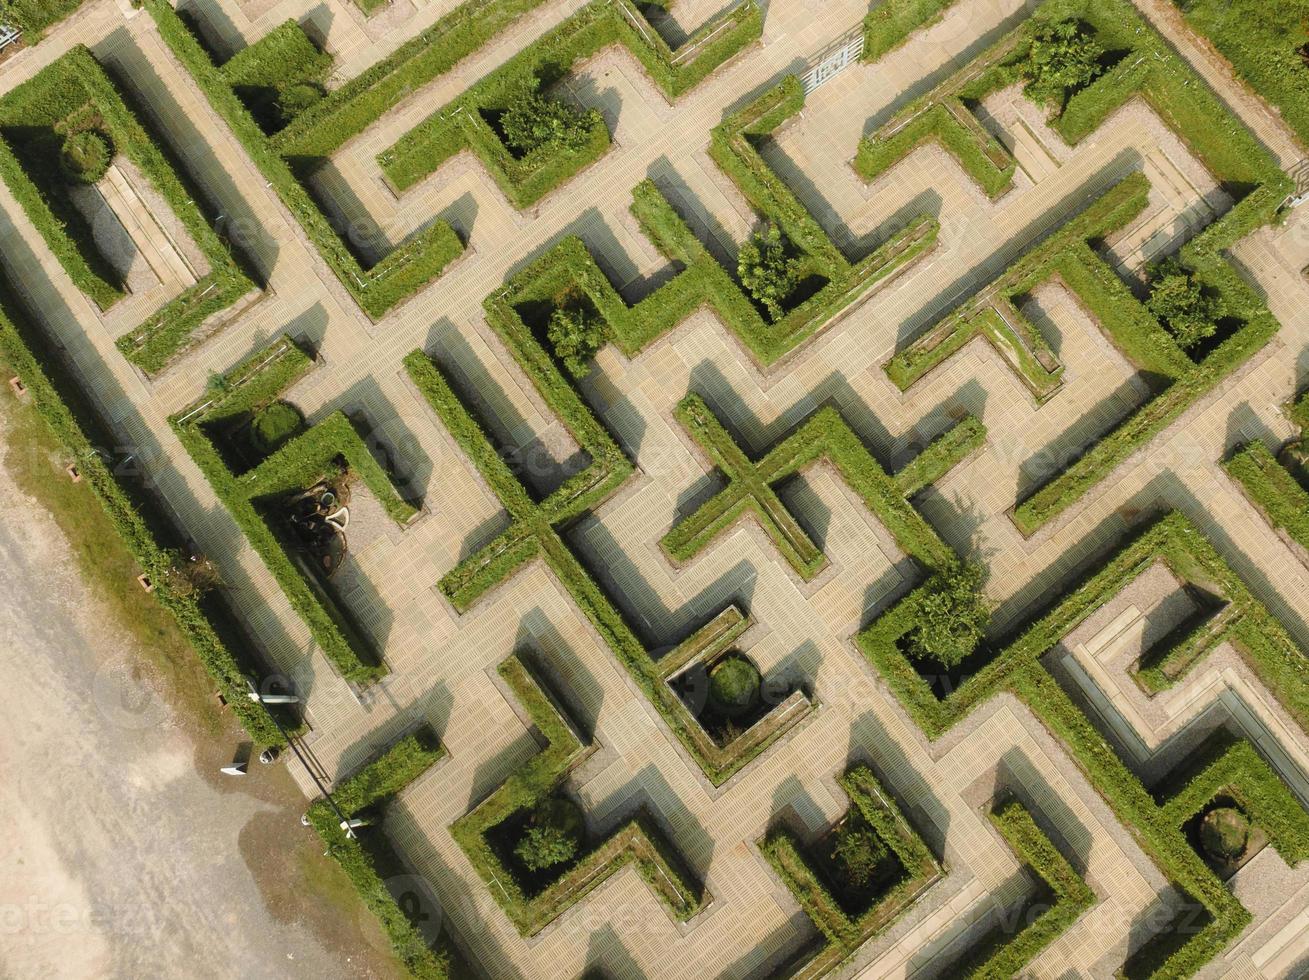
[
  {"left": 306, "top": 727, "right": 450, "bottom": 979},
  {"left": 219, "top": 19, "right": 333, "bottom": 135},
  {"left": 884, "top": 172, "right": 1164, "bottom": 394},
  {"left": 872, "top": 0, "right": 1289, "bottom": 536},
  {"left": 379, "top": 0, "right": 762, "bottom": 205},
  {"left": 141, "top": 0, "right": 464, "bottom": 321},
  {"left": 1155, "top": 733, "right": 1309, "bottom": 865},
  {"left": 173, "top": 338, "right": 418, "bottom": 686},
  {"left": 661, "top": 393, "right": 984, "bottom": 581},
  {"left": 862, "top": 0, "right": 960, "bottom": 60},
  {"left": 0, "top": 261, "right": 283, "bottom": 744},
  {"left": 407, "top": 349, "right": 809, "bottom": 785},
  {"left": 1224, "top": 439, "right": 1309, "bottom": 557},
  {"left": 1175, "top": 0, "right": 1309, "bottom": 148},
  {"left": 859, "top": 509, "right": 1309, "bottom": 977},
  {"left": 761, "top": 765, "right": 942, "bottom": 978},
  {"left": 949, "top": 798, "right": 1094, "bottom": 978},
  {"left": 0, "top": 45, "right": 256, "bottom": 373},
  {"left": 2, "top": 0, "right": 86, "bottom": 39},
  {"left": 856, "top": 98, "right": 1018, "bottom": 198},
  {"left": 450, "top": 653, "right": 705, "bottom": 935}
]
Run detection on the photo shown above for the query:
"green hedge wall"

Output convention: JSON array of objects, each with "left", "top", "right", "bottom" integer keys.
[
  {"left": 859, "top": 508, "right": 1309, "bottom": 977},
  {"left": 949, "top": 798, "right": 1094, "bottom": 978},
  {"left": 661, "top": 392, "right": 983, "bottom": 581},
  {"left": 379, "top": 0, "right": 762, "bottom": 205},
  {"left": 862, "top": 0, "right": 960, "bottom": 60},
  {"left": 2, "top": 0, "right": 86, "bottom": 40},
  {"left": 870, "top": 0, "right": 1289, "bottom": 537},
  {"left": 173, "top": 338, "right": 418, "bottom": 686},
  {"left": 761, "top": 765, "right": 942, "bottom": 977},
  {"left": 450, "top": 653, "right": 705, "bottom": 935},
  {"left": 0, "top": 267, "right": 283, "bottom": 744},
  {"left": 1155, "top": 733, "right": 1309, "bottom": 865},
  {"left": 307, "top": 727, "right": 451, "bottom": 979},
  {"left": 1224, "top": 440, "right": 1309, "bottom": 557},
  {"left": 0, "top": 45, "right": 256, "bottom": 374},
  {"left": 407, "top": 348, "right": 812, "bottom": 785},
  {"left": 1174, "top": 0, "right": 1309, "bottom": 149},
  {"left": 142, "top": 0, "right": 464, "bottom": 321}
]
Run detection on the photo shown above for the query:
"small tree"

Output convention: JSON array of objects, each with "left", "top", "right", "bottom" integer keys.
[
  {"left": 500, "top": 91, "right": 589, "bottom": 156},
  {"left": 907, "top": 560, "right": 990, "bottom": 668},
  {"left": 514, "top": 798, "right": 584, "bottom": 872},
  {"left": 831, "top": 819, "right": 888, "bottom": 888},
  {"left": 1146, "top": 258, "right": 1222, "bottom": 350},
  {"left": 547, "top": 303, "right": 607, "bottom": 378},
  {"left": 738, "top": 224, "right": 801, "bottom": 322},
  {"left": 1021, "top": 18, "right": 1105, "bottom": 109}
]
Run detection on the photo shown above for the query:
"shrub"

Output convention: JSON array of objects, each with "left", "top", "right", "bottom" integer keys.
[
  {"left": 249, "top": 401, "right": 305, "bottom": 455},
  {"left": 499, "top": 90, "right": 593, "bottom": 156},
  {"left": 707, "top": 654, "right": 761, "bottom": 719},
  {"left": 906, "top": 561, "right": 989, "bottom": 668},
  {"left": 275, "top": 82, "right": 324, "bottom": 125},
  {"left": 1021, "top": 18, "right": 1104, "bottom": 109},
  {"left": 831, "top": 819, "right": 888, "bottom": 888},
  {"left": 546, "top": 302, "right": 606, "bottom": 377},
  {"left": 161, "top": 552, "right": 224, "bottom": 598},
  {"left": 1147, "top": 258, "right": 1222, "bottom": 350},
  {"left": 59, "top": 129, "right": 113, "bottom": 184},
  {"left": 737, "top": 223, "right": 801, "bottom": 322},
  {"left": 514, "top": 797, "right": 584, "bottom": 871},
  {"left": 1200, "top": 806, "right": 1250, "bottom": 862}
]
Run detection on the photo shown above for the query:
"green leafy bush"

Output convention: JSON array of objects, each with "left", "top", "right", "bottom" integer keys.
[
  {"left": 58, "top": 129, "right": 112, "bottom": 184},
  {"left": 514, "top": 797, "right": 585, "bottom": 870},
  {"left": 707, "top": 654, "right": 761, "bottom": 719},
  {"left": 1199, "top": 806, "right": 1250, "bottom": 862},
  {"left": 905, "top": 561, "right": 989, "bottom": 668},
  {"left": 831, "top": 818, "right": 889, "bottom": 888},
  {"left": 546, "top": 302, "right": 606, "bottom": 377},
  {"left": 737, "top": 223, "right": 802, "bottom": 321},
  {"left": 1021, "top": 17, "right": 1104, "bottom": 109},
  {"left": 1147, "top": 257, "right": 1222, "bottom": 350},
  {"left": 499, "top": 90, "right": 592, "bottom": 155},
  {"left": 274, "top": 82, "right": 324, "bottom": 125}
]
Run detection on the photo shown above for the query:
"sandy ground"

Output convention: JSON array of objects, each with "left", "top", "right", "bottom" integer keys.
[{"left": 0, "top": 412, "right": 395, "bottom": 980}]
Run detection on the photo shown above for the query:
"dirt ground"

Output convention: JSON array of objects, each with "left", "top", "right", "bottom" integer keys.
[{"left": 0, "top": 408, "right": 404, "bottom": 980}]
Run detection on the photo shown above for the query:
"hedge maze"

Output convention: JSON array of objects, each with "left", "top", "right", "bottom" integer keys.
[
  {"left": 7, "top": 0, "right": 1309, "bottom": 977},
  {"left": 451, "top": 652, "right": 706, "bottom": 936},
  {"left": 172, "top": 337, "right": 419, "bottom": 686},
  {"left": 661, "top": 393, "right": 984, "bottom": 580},
  {"left": 761, "top": 765, "right": 943, "bottom": 979},
  {"left": 0, "top": 45, "right": 261, "bottom": 374}
]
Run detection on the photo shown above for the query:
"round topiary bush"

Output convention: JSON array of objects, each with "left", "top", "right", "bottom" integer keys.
[
  {"left": 707, "top": 654, "right": 761, "bottom": 719},
  {"left": 59, "top": 129, "right": 113, "bottom": 185},
  {"left": 249, "top": 401, "right": 305, "bottom": 455},
  {"left": 514, "top": 797, "right": 585, "bottom": 872},
  {"left": 1199, "top": 805, "right": 1250, "bottom": 863}
]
